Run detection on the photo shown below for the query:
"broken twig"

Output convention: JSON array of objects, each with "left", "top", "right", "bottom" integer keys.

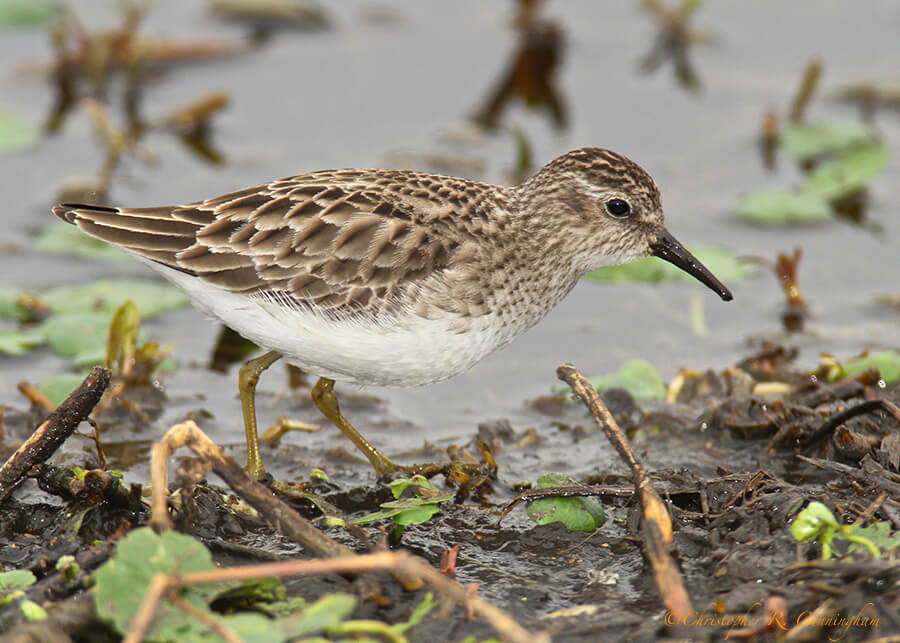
[
  {"left": 0, "top": 366, "right": 110, "bottom": 505},
  {"left": 125, "top": 551, "right": 544, "bottom": 643},
  {"left": 556, "top": 363, "right": 693, "bottom": 620}
]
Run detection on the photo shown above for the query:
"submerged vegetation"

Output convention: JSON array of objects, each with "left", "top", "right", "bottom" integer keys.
[{"left": 737, "top": 60, "right": 890, "bottom": 227}]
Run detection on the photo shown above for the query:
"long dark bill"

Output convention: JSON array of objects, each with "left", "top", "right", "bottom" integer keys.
[{"left": 650, "top": 228, "right": 733, "bottom": 301}]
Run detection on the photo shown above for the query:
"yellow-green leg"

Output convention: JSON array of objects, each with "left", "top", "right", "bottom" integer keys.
[
  {"left": 238, "top": 350, "right": 282, "bottom": 480},
  {"left": 311, "top": 377, "right": 402, "bottom": 477},
  {"left": 311, "top": 377, "right": 498, "bottom": 481},
  {"left": 240, "top": 366, "right": 497, "bottom": 482}
]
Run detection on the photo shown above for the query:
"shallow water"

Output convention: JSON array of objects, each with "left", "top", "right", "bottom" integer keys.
[{"left": 1, "top": 1, "right": 899, "bottom": 480}]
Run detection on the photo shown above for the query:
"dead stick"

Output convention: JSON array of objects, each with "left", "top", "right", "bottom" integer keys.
[
  {"left": 124, "top": 552, "right": 541, "bottom": 643},
  {"left": 152, "top": 421, "right": 426, "bottom": 592},
  {"left": 855, "top": 492, "right": 888, "bottom": 527},
  {"left": 178, "top": 550, "right": 544, "bottom": 643},
  {"left": 0, "top": 366, "right": 110, "bottom": 505},
  {"left": 170, "top": 594, "right": 243, "bottom": 643},
  {"left": 150, "top": 421, "right": 352, "bottom": 560},
  {"left": 805, "top": 399, "right": 900, "bottom": 448},
  {"left": 16, "top": 381, "right": 55, "bottom": 411},
  {"left": 788, "top": 58, "right": 822, "bottom": 123},
  {"left": 786, "top": 598, "right": 838, "bottom": 642},
  {"left": 122, "top": 573, "right": 169, "bottom": 643},
  {"left": 557, "top": 365, "right": 651, "bottom": 480},
  {"left": 556, "top": 363, "right": 693, "bottom": 619}
]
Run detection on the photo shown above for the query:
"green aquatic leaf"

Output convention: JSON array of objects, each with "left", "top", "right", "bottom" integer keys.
[
  {"left": 34, "top": 223, "right": 130, "bottom": 263},
  {"left": 353, "top": 475, "right": 454, "bottom": 529},
  {"left": 668, "top": 246, "right": 758, "bottom": 284},
  {"left": 352, "top": 494, "right": 453, "bottom": 526},
  {"left": 733, "top": 187, "right": 831, "bottom": 225},
  {"left": 803, "top": 141, "right": 888, "bottom": 200},
  {"left": 38, "top": 371, "right": 91, "bottom": 407},
  {"left": 847, "top": 522, "right": 900, "bottom": 555},
  {"left": 390, "top": 503, "right": 444, "bottom": 526},
  {"left": 0, "top": 570, "right": 36, "bottom": 604},
  {"left": 393, "top": 592, "right": 438, "bottom": 635},
  {"left": 217, "top": 594, "right": 356, "bottom": 642},
  {"left": 526, "top": 473, "right": 606, "bottom": 532},
  {"left": 837, "top": 350, "right": 900, "bottom": 384},
  {"left": 584, "top": 246, "right": 755, "bottom": 285},
  {"left": 584, "top": 255, "right": 670, "bottom": 284},
  {"left": 211, "top": 577, "right": 286, "bottom": 613},
  {"left": 779, "top": 121, "right": 877, "bottom": 162},
  {"left": 212, "top": 590, "right": 355, "bottom": 642},
  {"left": 588, "top": 359, "right": 666, "bottom": 400},
  {"left": 4, "top": 279, "right": 187, "bottom": 324},
  {"left": 41, "top": 311, "right": 111, "bottom": 364},
  {"left": 42, "top": 279, "right": 188, "bottom": 319},
  {"left": 0, "top": 107, "right": 37, "bottom": 152},
  {"left": 3, "top": 288, "right": 175, "bottom": 370},
  {"left": 0, "top": 327, "right": 46, "bottom": 356},
  {"left": 0, "top": 570, "right": 36, "bottom": 590},
  {"left": 243, "top": 593, "right": 356, "bottom": 641},
  {"left": 0, "top": 0, "right": 58, "bottom": 27},
  {"left": 388, "top": 474, "right": 441, "bottom": 498},
  {"left": 20, "top": 600, "right": 47, "bottom": 621},
  {"left": 96, "top": 527, "right": 357, "bottom": 642},
  {"left": 0, "top": 289, "right": 29, "bottom": 321},
  {"left": 95, "top": 528, "right": 226, "bottom": 640}
]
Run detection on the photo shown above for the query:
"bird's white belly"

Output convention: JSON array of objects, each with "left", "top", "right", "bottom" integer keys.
[{"left": 153, "top": 262, "right": 507, "bottom": 386}]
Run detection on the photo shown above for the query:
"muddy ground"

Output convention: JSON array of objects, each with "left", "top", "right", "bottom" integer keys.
[{"left": 0, "top": 342, "right": 898, "bottom": 642}]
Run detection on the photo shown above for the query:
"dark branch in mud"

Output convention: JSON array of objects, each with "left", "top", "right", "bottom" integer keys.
[
  {"left": 0, "top": 366, "right": 110, "bottom": 505},
  {"left": 797, "top": 454, "right": 900, "bottom": 498},
  {"left": 804, "top": 398, "right": 900, "bottom": 448}
]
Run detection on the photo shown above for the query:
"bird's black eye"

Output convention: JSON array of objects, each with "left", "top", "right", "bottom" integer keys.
[{"left": 605, "top": 199, "right": 631, "bottom": 218}]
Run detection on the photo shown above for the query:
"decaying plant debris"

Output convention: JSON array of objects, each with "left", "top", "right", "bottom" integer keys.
[{"left": 0, "top": 348, "right": 897, "bottom": 641}]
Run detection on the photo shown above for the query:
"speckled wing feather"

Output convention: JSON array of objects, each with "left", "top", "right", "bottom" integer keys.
[{"left": 53, "top": 170, "right": 499, "bottom": 319}]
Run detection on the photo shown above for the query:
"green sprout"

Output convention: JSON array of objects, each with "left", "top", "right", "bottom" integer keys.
[
  {"left": 55, "top": 555, "right": 81, "bottom": 582},
  {"left": 791, "top": 502, "right": 881, "bottom": 559},
  {"left": 309, "top": 468, "right": 330, "bottom": 482},
  {"left": 352, "top": 475, "right": 455, "bottom": 539}
]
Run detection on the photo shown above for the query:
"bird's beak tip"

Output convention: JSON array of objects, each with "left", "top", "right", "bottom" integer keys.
[{"left": 650, "top": 228, "right": 734, "bottom": 302}]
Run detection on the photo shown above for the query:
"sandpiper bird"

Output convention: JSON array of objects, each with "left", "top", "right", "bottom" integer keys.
[{"left": 54, "top": 148, "right": 732, "bottom": 480}]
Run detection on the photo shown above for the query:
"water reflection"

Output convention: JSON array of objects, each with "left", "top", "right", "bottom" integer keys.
[
  {"left": 208, "top": 0, "right": 331, "bottom": 44},
  {"left": 471, "top": 2, "right": 567, "bottom": 131},
  {"left": 753, "top": 60, "right": 879, "bottom": 228},
  {"left": 209, "top": 326, "right": 259, "bottom": 373},
  {"left": 746, "top": 248, "right": 809, "bottom": 334},
  {"left": 835, "top": 82, "right": 900, "bottom": 123},
  {"left": 638, "top": 0, "right": 714, "bottom": 93},
  {"left": 153, "top": 91, "right": 230, "bottom": 165},
  {"left": 27, "top": 3, "right": 244, "bottom": 200}
]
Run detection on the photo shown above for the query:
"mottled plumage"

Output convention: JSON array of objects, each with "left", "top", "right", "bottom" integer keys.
[{"left": 53, "top": 147, "right": 732, "bottom": 477}]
